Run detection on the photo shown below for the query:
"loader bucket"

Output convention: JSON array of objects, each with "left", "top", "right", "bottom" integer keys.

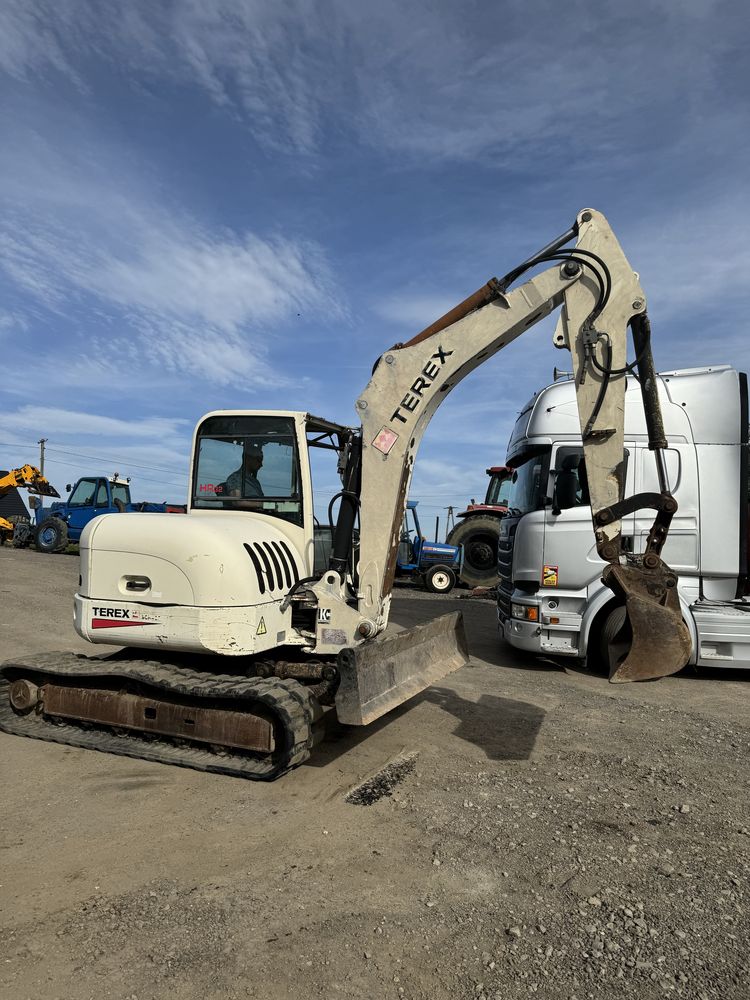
[
  {"left": 335, "top": 611, "right": 470, "bottom": 725},
  {"left": 602, "top": 560, "right": 692, "bottom": 683},
  {"left": 29, "top": 479, "right": 60, "bottom": 498}
]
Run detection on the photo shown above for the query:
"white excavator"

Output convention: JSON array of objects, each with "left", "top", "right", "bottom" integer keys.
[{"left": 0, "top": 209, "right": 691, "bottom": 779}]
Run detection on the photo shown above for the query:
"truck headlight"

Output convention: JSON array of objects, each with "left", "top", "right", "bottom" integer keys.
[{"left": 511, "top": 603, "right": 539, "bottom": 622}]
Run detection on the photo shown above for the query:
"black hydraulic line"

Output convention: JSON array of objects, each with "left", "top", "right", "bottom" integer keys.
[
  {"left": 329, "top": 434, "right": 362, "bottom": 578},
  {"left": 496, "top": 222, "right": 579, "bottom": 292},
  {"left": 583, "top": 335, "right": 611, "bottom": 441},
  {"left": 631, "top": 313, "right": 668, "bottom": 451}
]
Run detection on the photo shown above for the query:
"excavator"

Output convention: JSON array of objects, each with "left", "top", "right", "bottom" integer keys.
[
  {"left": 0, "top": 466, "right": 59, "bottom": 544},
  {"left": 0, "top": 209, "right": 691, "bottom": 779}
]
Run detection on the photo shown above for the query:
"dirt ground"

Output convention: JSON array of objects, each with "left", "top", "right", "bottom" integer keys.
[{"left": 1, "top": 546, "right": 748, "bottom": 1000}]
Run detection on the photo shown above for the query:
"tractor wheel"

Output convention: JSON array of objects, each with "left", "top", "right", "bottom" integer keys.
[
  {"left": 447, "top": 515, "right": 502, "bottom": 588},
  {"left": 35, "top": 518, "right": 69, "bottom": 554},
  {"left": 425, "top": 564, "right": 456, "bottom": 594}
]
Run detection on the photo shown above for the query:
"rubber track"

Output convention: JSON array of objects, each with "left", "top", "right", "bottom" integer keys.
[{"left": 0, "top": 652, "right": 314, "bottom": 781}]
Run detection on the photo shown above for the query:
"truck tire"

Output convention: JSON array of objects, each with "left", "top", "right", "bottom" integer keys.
[
  {"left": 597, "top": 603, "right": 631, "bottom": 678},
  {"left": 35, "top": 518, "right": 69, "bottom": 554},
  {"left": 425, "top": 564, "right": 456, "bottom": 594},
  {"left": 447, "top": 515, "right": 502, "bottom": 588}
]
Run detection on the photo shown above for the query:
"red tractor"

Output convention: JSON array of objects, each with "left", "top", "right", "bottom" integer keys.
[{"left": 447, "top": 466, "right": 512, "bottom": 588}]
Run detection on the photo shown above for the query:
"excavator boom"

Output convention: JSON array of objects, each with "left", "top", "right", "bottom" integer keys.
[{"left": 327, "top": 208, "right": 689, "bottom": 690}]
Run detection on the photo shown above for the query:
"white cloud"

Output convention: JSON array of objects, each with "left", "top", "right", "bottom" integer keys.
[
  {"left": 4, "top": 406, "right": 189, "bottom": 440},
  {"left": 0, "top": 309, "right": 28, "bottom": 335},
  {"left": 373, "top": 293, "right": 462, "bottom": 332},
  {"left": 0, "top": 117, "right": 341, "bottom": 391},
  {"left": 1, "top": 1, "right": 743, "bottom": 164}
]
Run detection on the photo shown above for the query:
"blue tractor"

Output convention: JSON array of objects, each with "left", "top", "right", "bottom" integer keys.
[
  {"left": 396, "top": 500, "right": 462, "bottom": 593},
  {"left": 21, "top": 474, "right": 185, "bottom": 553}
]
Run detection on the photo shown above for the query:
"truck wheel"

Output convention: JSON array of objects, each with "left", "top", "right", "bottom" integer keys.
[
  {"left": 447, "top": 515, "right": 502, "bottom": 588},
  {"left": 35, "top": 518, "right": 69, "bottom": 554},
  {"left": 425, "top": 565, "right": 456, "bottom": 594},
  {"left": 597, "top": 603, "right": 631, "bottom": 678}
]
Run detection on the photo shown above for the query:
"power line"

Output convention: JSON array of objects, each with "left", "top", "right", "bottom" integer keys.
[
  {"left": 46, "top": 446, "right": 186, "bottom": 477},
  {"left": 0, "top": 440, "right": 186, "bottom": 477},
  {"left": 40, "top": 457, "right": 187, "bottom": 492}
]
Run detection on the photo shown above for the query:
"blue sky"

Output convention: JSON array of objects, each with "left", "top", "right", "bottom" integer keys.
[{"left": 1, "top": 0, "right": 748, "bottom": 529}]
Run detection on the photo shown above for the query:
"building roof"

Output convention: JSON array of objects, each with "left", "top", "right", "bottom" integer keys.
[{"left": 0, "top": 471, "right": 30, "bottom": 520}]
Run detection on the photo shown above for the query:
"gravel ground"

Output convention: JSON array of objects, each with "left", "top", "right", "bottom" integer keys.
[{"left": 0, "top": 547, "right": 748, "bottom": 999}]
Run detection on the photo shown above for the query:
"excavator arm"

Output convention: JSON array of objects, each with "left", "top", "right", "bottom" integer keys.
[{"left": 324, "top": 208, "right": 689, "bottom": 698}]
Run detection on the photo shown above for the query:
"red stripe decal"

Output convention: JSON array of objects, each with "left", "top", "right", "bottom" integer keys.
[{"left": 91, "top": 619, "right": 158, "bottom": 629}]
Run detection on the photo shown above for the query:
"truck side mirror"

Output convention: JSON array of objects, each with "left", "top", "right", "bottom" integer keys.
[
  {"left": 29, "top": 495, "right": 40, "bottom": 510},
  {"left": 65, "top": 484, "right": 71, "bottom": 493}
]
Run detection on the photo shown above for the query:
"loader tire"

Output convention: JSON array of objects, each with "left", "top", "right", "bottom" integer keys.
[
  {"left": 447, "top": 515, "right": 502, "bottom": 589},
  {"left": 35, "top": 518, "right": 69, "bottom": 554},
  {"left": 425, "top": 564, "right": 456, "bottom": 594},
  {"left": 12, "top": 522, "right": 32, "bottom": 548}
]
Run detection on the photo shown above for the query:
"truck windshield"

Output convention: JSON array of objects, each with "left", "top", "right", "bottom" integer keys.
[
  {"left": 192, "top": 415, "right": 302, "bottom": 527},
  {"left": 506, "top": 448, "right": 551, "bottom": 516}
]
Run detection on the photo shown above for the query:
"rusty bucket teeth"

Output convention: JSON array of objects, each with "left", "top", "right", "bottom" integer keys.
[{"left": 602, "top": 560, "right": 692, "bottom": 683}]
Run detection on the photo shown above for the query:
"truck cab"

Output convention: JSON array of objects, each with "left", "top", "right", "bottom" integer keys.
[{"left": 498, "top": 366, "right": 750, "bottom": 672}]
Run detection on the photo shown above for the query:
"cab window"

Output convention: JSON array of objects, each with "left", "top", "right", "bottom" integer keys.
[{"left": 68, "top": 479, "right": 97, "bottom": 507}]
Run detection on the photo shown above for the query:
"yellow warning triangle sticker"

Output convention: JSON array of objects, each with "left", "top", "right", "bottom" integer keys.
[{"left": 256, "top": 617, "right": 267, "bottom": 636}]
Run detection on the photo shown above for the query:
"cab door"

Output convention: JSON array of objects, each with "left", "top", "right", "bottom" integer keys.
[
  {"left": 65, "top": 477, "right": 102, "bottom": 536},
  {"left": 542, "top": 445, "right": 636, "bottom": 591},
  {"left": 635, "top": 446, "right": 698, "bottom": 576}
]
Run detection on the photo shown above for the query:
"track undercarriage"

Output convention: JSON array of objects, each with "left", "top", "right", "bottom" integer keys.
[
  {"left": 0, "top": 652, "right": 334, "bottom": 780},
  {"left": 0, "top": 612, "right": 469, "bottom": 780}
]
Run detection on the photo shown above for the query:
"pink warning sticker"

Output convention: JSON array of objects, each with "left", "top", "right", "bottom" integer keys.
[{"left": 372, "top": 426, "right": 399, "bottom": 455}]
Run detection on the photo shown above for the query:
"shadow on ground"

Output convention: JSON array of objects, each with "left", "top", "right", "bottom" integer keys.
[
  {"left": 306, "top": 683, "right": 545, "bottom": 770},
  {"left": 422, "top": 685, "right": 545, "bottom": 761}
]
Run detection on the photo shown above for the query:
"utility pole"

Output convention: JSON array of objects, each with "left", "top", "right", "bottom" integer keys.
[
  {"left": 38, "top": 438, "right": 47, "bottom": 475},
  {"left": 444, "top": 505, "right": 455, "bottom": 540}
]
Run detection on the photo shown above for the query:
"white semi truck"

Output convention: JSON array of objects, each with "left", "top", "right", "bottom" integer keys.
[{"left": 498, "top": 365, "right": 750, "bottom": 673}]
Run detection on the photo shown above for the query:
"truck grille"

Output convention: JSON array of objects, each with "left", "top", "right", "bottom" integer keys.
[{"left": 496, "top": 519, "right": 516, "bottom": 619}]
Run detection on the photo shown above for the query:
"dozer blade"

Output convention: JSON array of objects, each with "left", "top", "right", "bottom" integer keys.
[
  {"left": 335, "top": 611, "right": 470, "bottom": 725},
  {"left": 602, "top": 560, "right": 692, "bottom": 683}
]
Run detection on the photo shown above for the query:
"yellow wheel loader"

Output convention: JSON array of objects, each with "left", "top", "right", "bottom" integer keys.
[
  {"left": 0, "top": 466, "right": 60, "bottom": 544},
  {"left": 0, "top": 210, "right": 690, "bottom": 778}
]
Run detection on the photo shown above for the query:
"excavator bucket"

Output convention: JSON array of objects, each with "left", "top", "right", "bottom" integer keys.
[
  {"left": 602, "top": 560, "right": 692, "bottom": 683},
  {"left": 335, "top": 611, "right": 470, "bottom": 725}
]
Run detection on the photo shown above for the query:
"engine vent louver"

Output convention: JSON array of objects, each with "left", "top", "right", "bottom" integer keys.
[{"left": 244, "top": 540, "right": 301, "bottom": 595}]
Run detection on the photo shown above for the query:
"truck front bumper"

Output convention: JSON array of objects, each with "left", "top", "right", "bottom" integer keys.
[{"left": 499, "top": 596, "right": 583, "bottom": 657}]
